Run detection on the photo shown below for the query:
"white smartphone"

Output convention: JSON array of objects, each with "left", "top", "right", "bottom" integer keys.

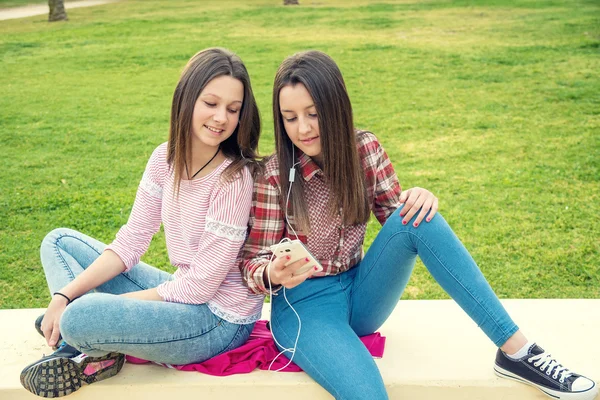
[{"left": 269, "top": 240, "right": 324, "bottom": 275}]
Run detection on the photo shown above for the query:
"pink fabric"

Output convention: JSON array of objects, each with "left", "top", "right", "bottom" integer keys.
[{"left": 126, "top": 320, "right": 386, "bottom": 376}]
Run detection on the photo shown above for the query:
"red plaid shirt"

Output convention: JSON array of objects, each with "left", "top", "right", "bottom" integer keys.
[{"left": 241, "top": 130, "right": 402, "bottom": 295}]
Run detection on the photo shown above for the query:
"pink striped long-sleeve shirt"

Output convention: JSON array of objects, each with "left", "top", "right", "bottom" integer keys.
[{"left": 106, "top": 143, "right": 264, "bottom": 324}]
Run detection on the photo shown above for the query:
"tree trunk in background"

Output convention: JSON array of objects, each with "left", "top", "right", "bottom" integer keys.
[
  {"left": 48, "top": 0, "right": 68, "bottom": 21},
  {"left": 284, "top": 0, "right": 299, "bottom": 5}
]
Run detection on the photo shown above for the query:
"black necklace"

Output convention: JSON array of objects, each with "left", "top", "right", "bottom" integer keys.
[{"left": 186, "top": 146, "right": 220, "bottom": 180}]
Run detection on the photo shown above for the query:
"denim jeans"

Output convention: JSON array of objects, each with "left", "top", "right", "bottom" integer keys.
[
  {"left": 40, "top": 228, "right": 254, "bottom": 365},
  {"left": 271, "top": 206, "right": 519, "bottom": 399}
]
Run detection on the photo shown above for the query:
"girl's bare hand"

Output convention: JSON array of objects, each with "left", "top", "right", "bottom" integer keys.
[
  {"left": 265, "top": 255, "right": 318, "bottom": 289},
  {"left": 41, "top": 295, "right": 69, "bottom": 347},
  {"left": 399, "top": 187, "right": 439, "bottom": 227}
]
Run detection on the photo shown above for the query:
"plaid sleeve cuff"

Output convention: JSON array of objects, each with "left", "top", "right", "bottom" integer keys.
[{"left": 246, "top": 258, "right": 282, "bottom": 296}]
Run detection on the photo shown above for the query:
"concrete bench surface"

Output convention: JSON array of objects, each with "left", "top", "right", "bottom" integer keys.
[{"left": 1, "top": 300, "right": 598, "bottom": 399}]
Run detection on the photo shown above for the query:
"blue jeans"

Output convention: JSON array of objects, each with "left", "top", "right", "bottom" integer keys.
[
  {"left": 40, "top": 228, "right": 254, "bottom": 365},
  {"left": 271, "top": 207, "right": 519, "bottom": 399}
]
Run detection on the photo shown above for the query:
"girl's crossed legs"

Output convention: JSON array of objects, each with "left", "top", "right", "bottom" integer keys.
[{"left": 40, "top": 228, "right": 253, "bottom": 365}]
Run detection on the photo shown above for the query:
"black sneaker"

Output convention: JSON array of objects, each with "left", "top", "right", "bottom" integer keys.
[
  {"left": 494, "top": 343, "right": 598, "bottom": 400},
  {"left": 20, "top": 342, "right": 125, "bottom": 398},
  {"left": 34, "top": 314, "right": 62, "bottom": 348}
]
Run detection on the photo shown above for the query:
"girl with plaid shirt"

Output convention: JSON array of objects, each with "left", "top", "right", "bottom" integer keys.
[{"left": 241, "top": 51, "right": 597, "bottom": 400}]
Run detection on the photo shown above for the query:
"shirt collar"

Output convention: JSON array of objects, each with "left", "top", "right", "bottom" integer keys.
[{"left": 297, "top": 149, "right": 322, "bottom": 181}]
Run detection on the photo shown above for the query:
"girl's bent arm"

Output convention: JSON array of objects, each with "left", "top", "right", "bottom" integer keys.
[
  {"left": 58, "top": 250, "right": 126, "bottom": 300},
  {"left": 105, "top": 144, "right": 166, "bottom": 271},
  {"left": 366, "top": 133, "right": 437, "bottom": 226},
  {"left": 364, "top": 132, "right": 402, "bottom": 225},
  {"left": 241, "top": 173, "right": 286, "bottom": 295}
]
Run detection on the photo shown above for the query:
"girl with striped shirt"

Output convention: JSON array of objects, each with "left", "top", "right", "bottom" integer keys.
[{"left": 21, "top": 48, "right": 265, "bottom": 398}]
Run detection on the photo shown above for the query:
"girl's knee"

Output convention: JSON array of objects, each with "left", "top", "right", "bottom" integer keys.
[
  {"left": 389, "top": 205, "right": 446, "bottom": 229},
  {"left": 40, "top": 228, "right": 76, "bottom": 253},
  {"left": 59, "top": 294, "right": 102, "bottom": 346},
  {"left": 384, "top": 207, "right": 412, "bottom": 230},
  {"left": 59, "top": 299, "right": 84, "bottom": 344},
  {"left": 42, "top": 227, "right": 75, "bottom": 244}
]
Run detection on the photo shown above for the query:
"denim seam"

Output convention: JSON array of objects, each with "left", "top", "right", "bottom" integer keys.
[
  {"left": 52, "top": 233, "right": 82, "bottom": 282},
  {"left": 213, "top": 323, "right": 249, "bottom": 357},
  {"left": 340, "top": 279, "right": 352, "bottom": 323},
  {"left": 53, "top": 232, "right": 152, "bottom": 291},
  {"left": 118, "top": 273, "right": 152, "bottom": 291},
  {"left": 271, "top": 309, "right": 343, "bottom": 399},
  {"left": 78, "top": 320, "right": 223, "bottom": 349},
  {"left": 353, "top": 229, "right": 513, "bottom": 340}
]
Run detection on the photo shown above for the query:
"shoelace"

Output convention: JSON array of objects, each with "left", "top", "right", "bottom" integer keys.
[{"left": 528, "top": 352, "right": 573, "bottom": 383}]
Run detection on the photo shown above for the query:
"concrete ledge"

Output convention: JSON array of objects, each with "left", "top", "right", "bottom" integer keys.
[{"left": 1, "top": 300, "right": 598, "bottom": 399}]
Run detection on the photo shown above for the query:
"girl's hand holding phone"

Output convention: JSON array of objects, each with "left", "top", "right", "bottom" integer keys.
[{"left": 265, "top": 256, "right": 319, "bottom": 289}]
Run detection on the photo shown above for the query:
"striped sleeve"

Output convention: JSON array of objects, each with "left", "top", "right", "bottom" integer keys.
[
  {"left": 105, "top": 143, "right": 167, "bottom": 271},
  {"left": 156, "top": 167, "right": 254, "bottom": 304},
  {"left": 240, "top": 171, "right": 285, "bottom": 295}
]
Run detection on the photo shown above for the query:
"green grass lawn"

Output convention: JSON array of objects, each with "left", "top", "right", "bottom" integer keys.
[{"left": 1, "top": 0, "right": 598, "bottom": 309}]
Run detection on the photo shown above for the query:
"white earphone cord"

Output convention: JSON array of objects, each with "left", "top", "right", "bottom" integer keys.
[{"left": 267, "top": 144, "right": 303, "bottom": 372}]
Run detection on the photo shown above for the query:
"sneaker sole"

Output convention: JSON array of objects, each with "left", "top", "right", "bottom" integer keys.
[
  {"left": 494, "top": 364, "right": 599, "bottom": 400},
  {"left": 20, "top": 352, "right": 125, "bottom": 398}
]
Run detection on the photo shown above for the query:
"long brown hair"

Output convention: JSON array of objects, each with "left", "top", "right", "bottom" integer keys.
[
  {"left": 168, "top": 48, "right": 261, "bottom": 194},
  {"left": 272, "top": 50, "right": 369, "bottom": 233}
]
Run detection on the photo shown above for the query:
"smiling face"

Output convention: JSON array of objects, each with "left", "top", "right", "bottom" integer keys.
[
  {"left": 278, "top": 83, "right": 322, "bottom": 164},
  {"left": 191, "top": 75, "right": 244, "bottom": 151}
]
